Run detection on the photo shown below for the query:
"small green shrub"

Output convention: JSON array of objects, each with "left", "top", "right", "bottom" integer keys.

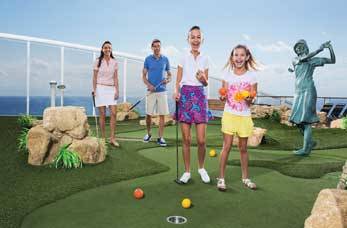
[
  {"left": 17, "top": 115, "right": 37, "bottom": 129},
  {"left": 53, "top": 144, "right": 83, "bottom": 169},
  {"left": 270, "top": 110, "right": 281, "bottom": 122},
  {"left": 17, "top": 128, "right": 29, "bottom": 152},
  {"left": 342, "top": 117, "right": 347, "bottom": 130}
]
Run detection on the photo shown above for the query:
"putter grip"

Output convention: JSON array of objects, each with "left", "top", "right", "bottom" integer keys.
[{"left": 92, "top": 92, "right": 96, "bottom": 107}]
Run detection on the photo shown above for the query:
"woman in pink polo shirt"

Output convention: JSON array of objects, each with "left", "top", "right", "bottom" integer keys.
[{"left": 92, "top": 41, "right": 119, "bottom": 147}]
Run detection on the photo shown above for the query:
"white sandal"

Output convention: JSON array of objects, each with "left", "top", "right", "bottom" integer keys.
[{"left": 242, "top": 178, "right": 257, "bottom": 190}]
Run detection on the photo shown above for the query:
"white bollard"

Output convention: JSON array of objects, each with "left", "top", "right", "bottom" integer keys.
[
  {"left": 57, "top": 84, "right": 66, "bottom": 106},
  {"left": 49, "top": 81, "right": 57, "bottom": 107}
]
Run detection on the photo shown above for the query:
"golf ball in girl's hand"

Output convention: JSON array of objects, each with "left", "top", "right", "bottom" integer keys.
[
  {"left": 181, "top": 198, "right": 192, "bottom": 209},
  {"left": 219, "top": 87, "right": 227, "bottom": 97},
  {"left": 250, "top": 90, "right": 257, "bottom": 98},
  {"left": 133, "top": 188, "right": 144, "bottom": 199}
]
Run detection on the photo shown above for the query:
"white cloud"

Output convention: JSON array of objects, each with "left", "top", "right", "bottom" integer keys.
[
  {"left": 142, "top": 44, "right": 181, "bottom": 57},
  {"left": 256, "top": 41, "right": 291, "bottom": 53},
  {"left": 261, "top": 63, "right": 288, "bottom": 75},
  {"left": 242, "top": 34, "right": 251, "bottom": 41},
  {"left": 322, "top": 31, "right": 327, "bottom": 36},
  {"left": 141, "top": 44, "right": 183, "bottom": 67},
  {"left": 31, "top": 58, "right": 50, "bottom": 70},
  {"left": 161, "top": 46, "right": 180, "bottom": 58}
]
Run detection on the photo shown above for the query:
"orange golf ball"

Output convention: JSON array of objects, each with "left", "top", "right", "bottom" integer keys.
[
  {"left": 250, "top": 90, "right": 257, "bottom": 98},
  {"left": 219, "top": 87, "right": 227, "bottom": 97},
  {"left": 133, "top": 188, "right": 144, "bottom": 199}
]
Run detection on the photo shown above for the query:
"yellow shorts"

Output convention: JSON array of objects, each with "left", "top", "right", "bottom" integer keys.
[{"left": 221, "top": 112, "right": 254, "bottom": 137}]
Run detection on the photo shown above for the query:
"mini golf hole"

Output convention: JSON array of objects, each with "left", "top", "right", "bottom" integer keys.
[{"left": 166, "top": 215, "right": 187, "bottom": 224}]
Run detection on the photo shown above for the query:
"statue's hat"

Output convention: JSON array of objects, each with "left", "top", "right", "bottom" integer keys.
[{"left": 294, "top": 39, "right": 308, "bottom": 51}]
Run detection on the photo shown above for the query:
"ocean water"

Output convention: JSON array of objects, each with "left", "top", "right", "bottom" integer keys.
[
  {"left": 0, "top": 96, "right": 346, "bottom": 117},
  {"left": 0, "top": 96, "right": 176, "bottom": 116}
]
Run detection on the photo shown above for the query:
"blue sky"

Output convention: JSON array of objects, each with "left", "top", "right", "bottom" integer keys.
[{"left": 0, "top": 0, "right": 347, "bottom": 96}]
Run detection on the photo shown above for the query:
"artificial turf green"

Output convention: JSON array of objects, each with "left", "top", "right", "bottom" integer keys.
[
  {"left": 0, "top": 117, "right": 168, "bottom": 228},
  {"left": 21, "top": 146, "right": 341, "bottom": 228},
  {"left": 0, "top": 116, "right": 346, "bottom": 228},
  {"left": 228, "top": 148, "right": 347, "bottom": 178}
]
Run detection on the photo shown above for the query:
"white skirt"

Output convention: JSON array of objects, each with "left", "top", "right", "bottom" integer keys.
[{"left": 95, "top": 85, "right": 118, "bottom": 107}]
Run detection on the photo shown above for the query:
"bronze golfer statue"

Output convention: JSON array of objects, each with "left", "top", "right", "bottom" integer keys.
[{"left": 288, "top": 40, "right": 336, "bottom": 156}]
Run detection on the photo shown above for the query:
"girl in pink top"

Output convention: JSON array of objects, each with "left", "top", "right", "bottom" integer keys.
[{"left": 92, "top": 41, "right": 119, "bottom": 147}]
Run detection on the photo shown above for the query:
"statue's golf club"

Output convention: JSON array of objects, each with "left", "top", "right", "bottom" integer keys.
[
  {"left": 174, "top": 101, "right": 183, "bottom": 185},
  {"left": 91, "top": 92, "right": 99, "bottom": 139}
]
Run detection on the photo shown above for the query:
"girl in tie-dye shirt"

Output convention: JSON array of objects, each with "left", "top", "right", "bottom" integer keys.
[{"left": 217, "top": 44, "right": 259, "bottom": 191}]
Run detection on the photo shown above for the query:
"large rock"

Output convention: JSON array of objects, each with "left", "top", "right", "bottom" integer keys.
[
  {"left": 232, "top": 127, "right": 267, "bottom": 147},
  {"left": 280, "top": 110, "right": 293, "bottom": 126},
  {"left": 139, "top": 115, "right": 176, "bottom": 126},
  {"left": 305, "top": 189, "right": 347, "bottom": 228},
  {"left": 251, "top": 105, "right": 274, "bottom": 118},
  {"left": 32, "top": 119, "right": 43, "bottom": 127},
  {"left": 337, "top": 161, "right": 347, "bottom": 190},
  {"left": 331, "top": 119, "right": 343, "bottom": 129},
  {"left": 69, "top": 137, "right": 106, "bottom": 164},
  {"left": 251, "top": 105, "right": 328, "bottom": 128},
  {"left": 117, "top": 112, "right": 127, "bottom": 121},
  {"left": 27, "top": 125, "right": 53, "bottom": 165},
  {"left": 128, "top": 111, "right": 140, "bottom": 120},
  {"left": 116, "top": 111, "right": 140, "bottom": 121},
  {"left": 43, "top": 106, "right": 89, "bottom": 139},
  {"left": 28, "top": 106, "right": 105, "bottom": 166},
  {"left": 117, "top": 102, "right": 132, "bottom": 112},
  {"left": 44, "top": 135, "right": 73, "bottom": 165}
]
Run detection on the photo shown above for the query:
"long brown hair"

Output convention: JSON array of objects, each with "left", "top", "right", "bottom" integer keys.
[
  {"left": 224, "top": 44, "right": 258, "bottom": 71},
  {"left": 97, "top": 41, "right": 115, "bottom": 68}
]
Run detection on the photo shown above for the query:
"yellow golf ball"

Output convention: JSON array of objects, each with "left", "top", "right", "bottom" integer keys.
[
  {"left": 209, "top": 149, "right": 216, "bottom": 157},
  {"left": 181, "top": 198, "right": 192, "bottom": 209}
]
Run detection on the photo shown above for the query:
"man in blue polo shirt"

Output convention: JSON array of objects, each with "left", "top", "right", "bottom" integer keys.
[{"left": 142, "top": 39, "right": 171, "bottom": 146}]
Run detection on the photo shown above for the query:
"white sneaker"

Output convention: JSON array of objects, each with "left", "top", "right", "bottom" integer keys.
[
  {"left": 157, "top": 137, "right": 167, "bottom": 147},
  {"left": 143, "top": 134, "right": 151, "bottom": 143},
  {"left": 179, "top": 172, "right": 191, "bottom": 184},
  {"left": 217, "top": 178, "right": 226, "bottom": 191},
  {"left": 198, "top": 168, "right": 210, "bottom": 183}
]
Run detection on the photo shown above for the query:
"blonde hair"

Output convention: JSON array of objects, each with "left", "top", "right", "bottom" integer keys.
[{"left": 224, "top": 44, "right": 258, "bottom": 71}]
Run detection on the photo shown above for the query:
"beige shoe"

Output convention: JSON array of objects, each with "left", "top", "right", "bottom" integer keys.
[
  {"left": 242, "top": 178, "right": 256, "bottom": 190},
  {"left": 110, "top": 139, "right": 119, "bottom": 147}
]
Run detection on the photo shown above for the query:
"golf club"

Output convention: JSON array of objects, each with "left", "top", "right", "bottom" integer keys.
[
  {"left": 128, "top": 79, "right": 167, "bottom": 112},
  {"left": 91, "top": 92, "right": 99, "bottom": 139},
  {"left": 174, "top": 100, "right": 183, "bottom": 185}
]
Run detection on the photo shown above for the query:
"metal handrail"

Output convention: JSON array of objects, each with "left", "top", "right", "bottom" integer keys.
[
  {"left": 0, "top": 32, "right": 144, "bottom": 61},
  {"left": 1, "top": 32, "right": 346, "bottom": 115}
]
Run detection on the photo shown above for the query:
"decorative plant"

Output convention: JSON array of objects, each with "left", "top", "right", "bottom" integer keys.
[
  {"left": 270, "top": 110, "right": 281, "bottom": 122},
  {"left": 53, "top": 144, "right": 83, "bottom": 169},
  {"left": 17, "top": 128, "right": 29, "bottom": 152},
  {"left": 342, "top": 117, "right": 347, "bottom": 130},
  {"left": 17, "top": 115, "right": 37, "bottom": 129}
]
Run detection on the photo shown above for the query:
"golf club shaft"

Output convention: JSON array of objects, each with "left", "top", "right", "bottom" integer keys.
[
  {"left": 175, "top": 101, "right": 179, "bottom": 181},
  {"left": 128, "top": 80, "right": 166, "bottom": 111},
  {"left": 91, "top": 92, "right": 99, "bottom": 139}
]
